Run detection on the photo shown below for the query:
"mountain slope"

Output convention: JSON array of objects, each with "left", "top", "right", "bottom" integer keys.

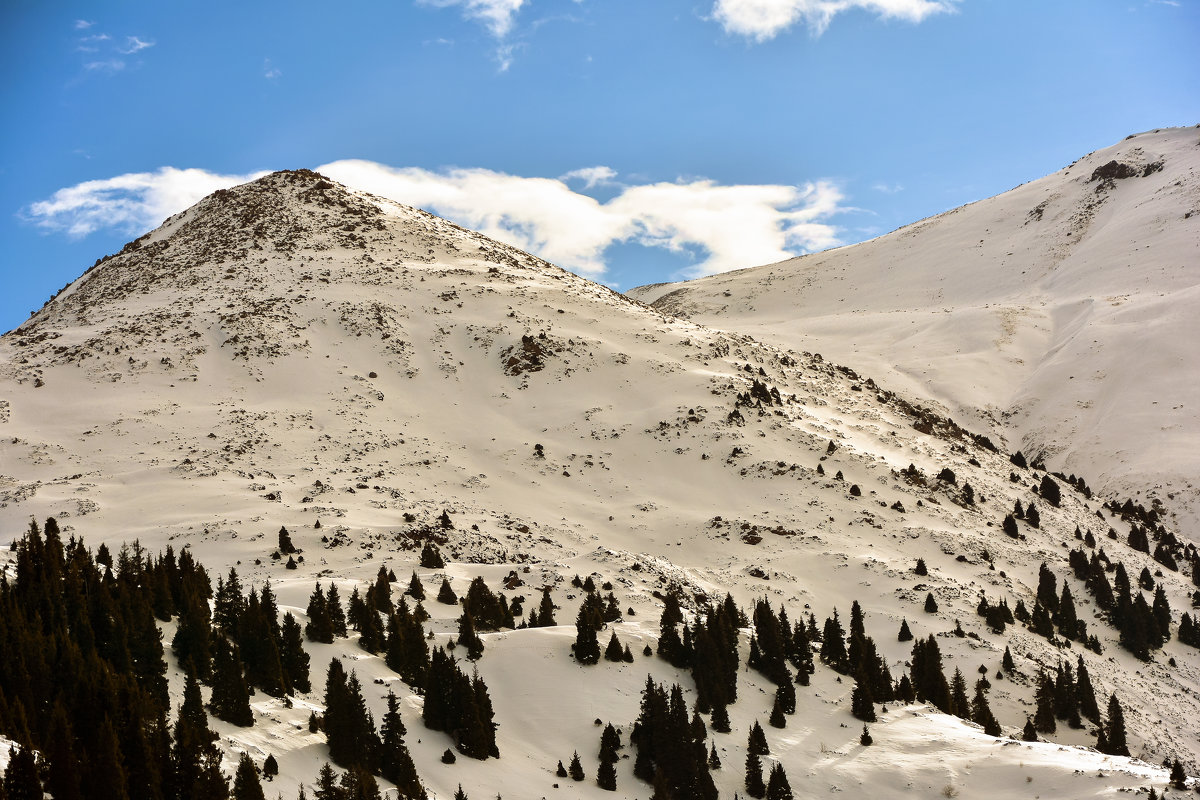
[
  {"left": 630, "top": 127, "right": 1200, "bottom": 542},
  {"left": 1, "top": 170, "right": 1197, "bottom": 798}
]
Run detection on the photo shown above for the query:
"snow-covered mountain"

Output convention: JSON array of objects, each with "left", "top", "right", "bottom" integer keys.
[
  {"left": 1, "top": 168, "right": 1197, "bottom": 799},
  {"left": 631, "top": 126, "right": 1200, "bottom": 543}
]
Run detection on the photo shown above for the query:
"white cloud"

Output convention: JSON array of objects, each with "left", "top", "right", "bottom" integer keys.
[
  {"left": 27, "top": 162, "right": 847, "bottom": 279},
  {"left": 75, "top": 19, "right": 96, "bottom": 30},
  {"left": 418, "top": 0, "right": 528, "bottom": 37},
  {"left": 871, "top": 182, "right": 903, "bottom": 194},
  {"left": 560, "top": 166, "right": 617, "bottom": 189},
  {"left": 119, "top": 35, "right": 155, "bottom": 54},
  {"left": 25, "top": 167, "right": 268, "bottom": 237},
  {"left": 713, "top": 0, "right": 957, "bottom": 40},
  {"left": 318, "top": 160, "right": 845, "bottom": 277},
  {"left": 264, "top": 59, "right": 282, "bottom": 79}
]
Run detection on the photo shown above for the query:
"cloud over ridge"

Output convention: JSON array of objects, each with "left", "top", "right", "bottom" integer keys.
[{"left": 26, "top": 162, "right": 846, "bottom": 279}]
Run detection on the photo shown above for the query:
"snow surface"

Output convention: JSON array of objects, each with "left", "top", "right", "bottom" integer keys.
[
  {"left": 631, "top": 127, "right": 1200, "bottom": 543},
  {"left": 0, "top": 167, "right": 1195, "bottom": 798}
]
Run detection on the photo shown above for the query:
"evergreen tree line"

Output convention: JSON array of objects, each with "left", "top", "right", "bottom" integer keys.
[
  {"left": 1066, "top": 547, "right": 1173, "bottom": 660},
  {"left": 0, "top": 519, "right": 286, "bottom": 800},
  {"left": 631, "top": 677, "right": 718, "bottom": 800}
]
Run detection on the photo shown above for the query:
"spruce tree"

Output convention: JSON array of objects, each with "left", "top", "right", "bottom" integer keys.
[
  {"left": 231, "top": 753, "right": 265, "bottom": 800},
  {"left": 851, "top": 669, "right": 876, "bottom": 722},
  {"left": 898, "top": 618, "right": 913, "bottom": 642},
  {"left": 436, "top": 578, "right": 458, "bottom": 605},
  {"left": 1022, "top": 717, "right": 1038, "bottom": 742},
  {"left": 604, "top": 631, "right": 624, "bottom": 662},
  {"left": 744, "top": 751, "right": 766, "bottom": 799},
  {"left": 766, "top": 762, "right": 794, "bottom": 800},
  {"left": 405, "top": 571, "right": 425, "bottom": 600},
  {"left": 971, "top": 679, "right": 1001, "bottom": 736},
  {"left": 569, "top": 751, "right": 585, "bottom": 781},
  {"left": 1033, "top": 671, "right": 1057, "bottom": 734},
  {"left": 3, "top": 745, "right": 44, "bottom": 800},
  {"left": 280, "top": 612, "right": 312, "bottom": 693},
  {"left": 924, "top": 593, "right": 938, "bottom": 613},
  {"left": 860, "top": 725, "right": 873, "bottom": 746},
  {"left": 748, "top": 720, "right": 769, "bottom": 756},
  {"left": 1103, "top": 694, "right": 1130, "bottom": 757},
  {"left": 305, "top": 584, "right": 333, "bottom": 643},
  {"left": 211, "top": 637, "right": 254, "bottom": 727}
]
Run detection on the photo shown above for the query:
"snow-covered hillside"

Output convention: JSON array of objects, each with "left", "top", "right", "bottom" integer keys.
[
  {"left": 1, "top": 169, "right": 1196, "bottom": 799},
  {"left": 631, "top": 127, "right": 1200, "bottom": 543}
]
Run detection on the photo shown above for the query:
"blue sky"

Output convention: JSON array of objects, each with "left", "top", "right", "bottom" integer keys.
[{"left": 1, "top": 0, "right": 1196, "bottom": 333}]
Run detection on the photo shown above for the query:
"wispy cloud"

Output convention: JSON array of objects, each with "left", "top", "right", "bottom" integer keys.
[
  {"left": 25, "top": 168, "right": 269, "bottom": 237},
  {"left": 871, "top": 182, "right": 904, "bottom": 194},
  {"left": 118, "top": 35, "right": 155, "bottom": 54},
  {"left": 712, "top": 0, "right": 958, "bottom": 41},
  {"left": 263, "top": 59, "right": 282, "bottom": 79},
  {"left": 83, "top": 60, "right": 127, "bottom": 74},
  {"left": 74, "top": 19, "right": 96, "bottom": 30},
  {"left": 27, "top": 163, "right": 848, "bottom": 278},
  {"left": 560, "top": 166, "right": 618, "bottom": 189},
  {"left": 418, "top": 0, "right": 528, "bottom": 38}
]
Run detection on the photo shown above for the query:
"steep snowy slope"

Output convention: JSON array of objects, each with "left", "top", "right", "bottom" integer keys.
[
  {"left": 1, "top": 170, "right": 1197, "bottom": 798},
  {"left": 631, "top": 127, "right": 1200, "bottom": 542}
]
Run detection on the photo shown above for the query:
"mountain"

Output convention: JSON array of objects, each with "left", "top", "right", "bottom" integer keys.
[
  {"left": 630, "top": 126, "right": 1200, "bottom": 543},
  {"left": 1, "top": 169, "right": 1197, "bottom": 798}
]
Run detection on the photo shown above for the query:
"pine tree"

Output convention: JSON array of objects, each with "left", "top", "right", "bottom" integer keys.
[
  {"left": 766, "top": 762, "right": 794, "bottom": 800},
  {"left": 436, "top": 578, "right": 458, "bottom": 605},
  {"left": 379, "top": 692, "right": 423, "bottom": 798},
  {"left": 405, "top": 571, "right": 425, "bottom": 600},
  {"left": 231, "top": 753, "right": 265, "bottom": 800},
  {"left": 860, "top": 725, "right": 873, "bottom": 746},
  {"left": 596, "top": 758, "right": 617, "bottom": 791},
  {"left": 279, "top": 526, "right": 297, "bottom": 555},
  {"left": 211, "top": 637, "right": 254, "bottom": 726},
  {"left": 419, "top": 541, "right": 445, "bottom": 569},
  {"left": 326, "top": 585, "right": 348, "bottom": 638},
  {"left": 573, "top": 603, "right": 601, "bottom": 665},
  {"left": 1002, "top": 514, "right": 1019, "bottom": 538},
  {"left": 604, "top": 631, "right": 624, "bottom": 662},
  {"left": 280, "top": 612, "right": 312, "bottom": 693},
  {"left": 971, "top": 679, "right": 1002, "bottom": 736},
  {"left": 851, "top": 670, "right": 876, "bottom": 722},
  {"left": 3, "top": 745, "right": 44, "bottom": 800},
  {"left": 305, "top": 583, "right": 333, "bottom": 643},
  {"left": 569, "top": 750, "right": 585, "bottom": 781},
  {"left": 1022, "top": 717, "right": 1038, "bottom": 742},
  {"left": 262, "top": 754, "right": 278, "bottom": 781},
  {"left": 924, "top": 593, "right": 938, "bottom": 613},
  {"left": 745, "top": 751, "right": 766, "bottom": 799},
  {"left": 708, "top": 743, "right": 721, "bottom": 770},
  {"left": 898, "top": 618, "right": 913, "bottom": 641},
  {"left": 457, "top": 610, "right": 484, "bottom": 660},
  {"left": 1103, "top": 694, "right": 1130, "bottom": 757},
  {"left": 950, "top": 668, "right": 970, "bottom": 719},
  {"left": 769, "top": 691, "right": 787, "bottom": 728},
  {"left": 1002, "top": 645, "right": 1016, "bottom": 674},
  {"left": 748, "top": 720, "right": 769, "bottom": 755},
  {"left": 1034, "top": 671, "right": 1057, "bottom": 734},
  {"left": 710, "top": 701, "right": 732, "bottom": 733}
]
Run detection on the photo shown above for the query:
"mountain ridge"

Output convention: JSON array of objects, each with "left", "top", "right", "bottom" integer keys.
[{"left": 1, "top": 163, "right": 1198, "bottom": 798}]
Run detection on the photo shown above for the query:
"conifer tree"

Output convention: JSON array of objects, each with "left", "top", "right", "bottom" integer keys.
[
  {"left": 1102, "top": 694, "right": 1130, "bottom": 757},
  {"left": 744, "top": 751, "right": 766, "bottom": 799},
  {"left": 536, "top": 587, "right": 557, "bottom": 626},
  {"left": 3, "top": 745, "right": 44, "bottom": 800},
  {"left": 573, "top": 603, "right": 602, "bottom": 665},
  {"left": 1022, "top": 717, "right": 1038, "bottom": 742},
  {"left": 405, "top": 571, "right": 425, "bottom": 601},
  {"left": 1002, "top": 514, "right": 1019, "bottom": 538},
  {"left": 604, "top": 631, "right": 624, "bottom": 662},
  {"left": 437, "top": 578, "right": 458, "bottom": 605},
  {"left": 262, "top": 754, "right": 278, "bottom": 781},
  {"left": 231, "top": 753, "right": 265, "bottom": 800},
  {"left": 766, "top": 762, "right": 793, "bottom": 800},
  {"left": 748, "top": 720, "right": 769, "bottom": 756},
  {"left": 326, "top": 585, "right": 348, "bottom": 638},
  {"left": 569, "top": 751, "right": 585, "bottom": 781},
  {"left": 378, "top": 691, "right": 423, "bottom": 798},
  {"left": 211, "top": 638, "right": 254, "bottom": 727},
  {"left": 305, "top": 584, "right": 334, "bottom": 643},
  {"left": 769, "top": 692, "right": 787, "bottom": 728},
  {"left": 898, "top": 618, "right": 913, "bottom": 642},
  {"left": 280, "top": 612, "right": 312, "bottom": 693},
  {"left": 860, "top": 725, "right": 873, "bottom": 746},
  {"left": 950, "top": 668, "right": 970, "bottom": 719},
  {"left": 419, "top": 541, "right": 445, "bottom": 569},
  {"left": 971, "top": 679, "right": 1001, "bottom": 736},
  {"left": 851, "top": 666, "right": 876, "bottom": 722},
  {"left": 279, "top": 526, "right": 297, "bottom": 555},
  {"left": 924, "top": 593, "right": 938, "bottom": 613},
  {"left": 1002, "top": 645, "right": 1016, "bottom": 674},
  {"left": 710, "top": 702, "right": 732, "bottom": 733},
  {"left": 1075, "top": 656, "right": 1100, "bottom": 724},
  {"left": 1033, "top": 671, "right": 1056, "bottom": 734},
  {"left": 708, "top": 744, "right": 721, "bottom": 770},
  {"left": 457, "top": 610, "right": 484, "bottom": 661}
]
